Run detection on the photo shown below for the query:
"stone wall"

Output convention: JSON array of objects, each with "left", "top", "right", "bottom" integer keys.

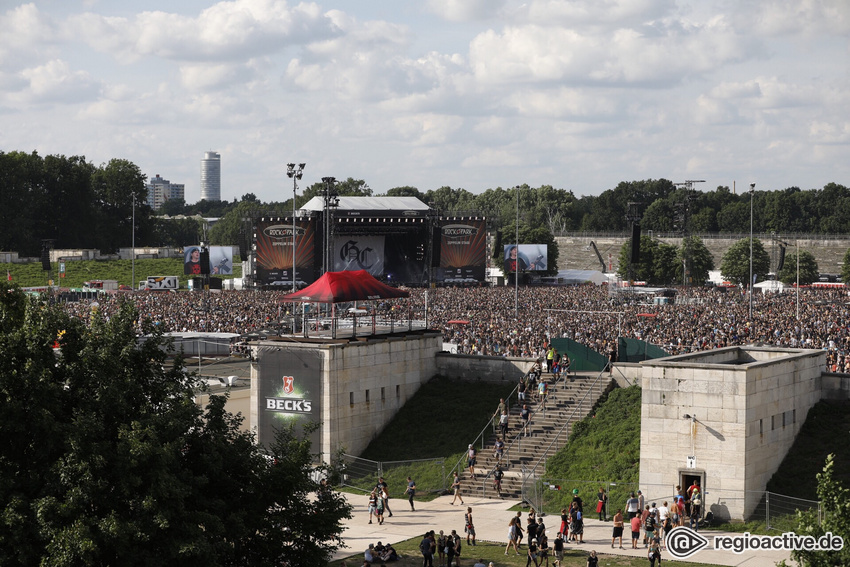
[
  {"left": 435, "top": 352, "right": 537, "bottom": 383},
  {"left": 320, "top": 333, "right": 442, "bottom": 458},
  {"left": 554, "top": 235, "right": 850, "bottom": 275}
]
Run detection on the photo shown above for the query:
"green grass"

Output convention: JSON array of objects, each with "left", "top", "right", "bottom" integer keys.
[
  {"left": 340, "top": 376, "right": 513, "bottom": 500},
  {"left": 541, "top": 386, "right": 642, "bottom": 515},
  {"left": 765, "top": 399, "right": 850, "bottom": 499},
  {"left": 328, "top": 538, "right": 723, "bottom": 567},
  {"left": 5, "top": 257, "right": 241, "bottom": 289}
]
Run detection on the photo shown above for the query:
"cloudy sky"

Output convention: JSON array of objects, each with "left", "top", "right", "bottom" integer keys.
[{"left": 1, "top": 0, "right": 848, "bottom": 203}]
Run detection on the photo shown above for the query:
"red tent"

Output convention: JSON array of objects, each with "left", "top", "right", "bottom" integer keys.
[{"left": 281, "top": 270, "right": 410, "bottom": 303}]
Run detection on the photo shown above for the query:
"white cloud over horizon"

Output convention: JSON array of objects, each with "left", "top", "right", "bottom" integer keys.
[{"left": 0, "top": 0, "right": 848, "bottom": 203}]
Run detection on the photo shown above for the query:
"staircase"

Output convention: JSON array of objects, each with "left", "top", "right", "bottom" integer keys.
[{"left": 459, "top": 371, "right": 614, "bottom": 501}]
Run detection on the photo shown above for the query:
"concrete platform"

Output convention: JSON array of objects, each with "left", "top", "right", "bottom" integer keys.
[{"left": 336, "top": 492, "right": 795, "bottom": 566}]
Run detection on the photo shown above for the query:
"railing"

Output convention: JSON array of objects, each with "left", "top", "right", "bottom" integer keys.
[
  {"left": 339, "top": 453, "right": 447, "bottom": 495},
  {"left": 445, "top": 364, "right": 536, "bottom": 482},
  {"left": 522, "top": 365, "right": 613, "bottom": 512}
]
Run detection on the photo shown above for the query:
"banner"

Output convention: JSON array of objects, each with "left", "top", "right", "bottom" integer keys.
[
  {"left": 256, "top": 347, "right": 323, "bottom": 450},
  {"left": 504, "top": 244, "right": 547, "bottom": 272},
  {"left": 333, "top": 236, "right": 385, "bottom": 276},
  {"left": 183, "top": 245, "right": 234, "bottom": 276},
  {"left": 437, "top": 219, "right": 486, "bottom": 282},
  {"left": 254, "top": 219, "right": 316, "bottom": 286}
]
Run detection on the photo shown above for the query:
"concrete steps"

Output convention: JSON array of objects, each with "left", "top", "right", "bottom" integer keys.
[{"left": 458, "top": 372, "right": 614, "bottom": 500}]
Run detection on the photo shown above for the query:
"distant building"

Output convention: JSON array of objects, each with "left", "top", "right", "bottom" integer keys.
[
  {"left": 200, "top": 151, "right": 221, "bottom": 201},
  {"left": 145, "top": 174, "right": 185, "bottom": 210}
]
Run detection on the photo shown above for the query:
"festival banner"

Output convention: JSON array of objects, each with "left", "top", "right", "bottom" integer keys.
[
  {"left": 254, "top": 219, "right": 316, "bottom": 286},
  {"left": 437, "top": 219, "right": 486, "bottom": 282}
]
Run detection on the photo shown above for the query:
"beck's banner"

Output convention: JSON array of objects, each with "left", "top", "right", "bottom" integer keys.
[
  {"left": 256, "top": 346, "right": 323, "bottom": 450},
  {"left": 437, "top": 219, "right": 486, "bottom": 282},
  {"left": 255, "top": 219, "right": 316, "bottom": 286},
  {"left": 333, "top": 236, "right": 385, "bottom": 276}
]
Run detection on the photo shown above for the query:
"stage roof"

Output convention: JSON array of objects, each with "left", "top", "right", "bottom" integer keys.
[{"left": 301, "top": 196, "right": 430, "bottom": 213}]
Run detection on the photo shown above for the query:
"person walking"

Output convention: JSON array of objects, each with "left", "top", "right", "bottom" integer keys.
[
  {"left": 406, "top": 476, "right": 416, "bottom": 511},
  {"left": 505, "top": 517, "right": 521, "bottom": 556},
  {"left": 451, "top": 471, "right": 465, "bottom": 505},
  {"left": 465, "top": 507, "right": 476, "bottom": 546},
  {"left": 467, "top": 445, "right": 477, "bottom": 476},
  {"left": 368, "top": 490, "right": 378, "bottom": 524},
  {"left": 520, "top": 404, "right": 531, "bottom": 437},
  {"left": 376, "top": 476, "right": 393, "bottom": 517},
  {"left": 493, "top": 464, "right": 504, "bottom": 497}
]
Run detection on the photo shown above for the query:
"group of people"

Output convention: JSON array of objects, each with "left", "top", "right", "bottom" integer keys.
[
  {"left": 58, "top": 282, "right": 850, "bottom": 379},
  {"left": 417, "top": 507, "right": 479, "bottom": 567},
  {"left": 505, "top": 507, "right": 598, "bottom": 567},
  {"left": 364, "top": 541, "right": 400, "bottom": 563}
]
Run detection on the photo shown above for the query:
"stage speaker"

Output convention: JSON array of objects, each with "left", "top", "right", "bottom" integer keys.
[
  {"left": 41, "top": 246, "right": 50, "bottom": 270},
  {"left": 200, "top": 249, "right": 211, "bottom": 275},
  {"left": 777, "top": 245, "right": 786, "bottom": 272},
  {"left": 630, "top": 223, "right": 641, "bottom": 264}
]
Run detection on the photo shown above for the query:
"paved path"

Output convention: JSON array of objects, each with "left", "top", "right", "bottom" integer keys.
[{"left": 336, "top": 493, "right": 795, "bottom": 566}]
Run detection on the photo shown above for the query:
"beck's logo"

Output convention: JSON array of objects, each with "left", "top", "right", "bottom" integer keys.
[{"left": 283, "top": 376, "right": 294, "bottom": 394}]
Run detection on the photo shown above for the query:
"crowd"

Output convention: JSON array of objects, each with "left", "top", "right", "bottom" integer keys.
[{"left": 57, "top": 284, "right": 850, "bottom": 370}]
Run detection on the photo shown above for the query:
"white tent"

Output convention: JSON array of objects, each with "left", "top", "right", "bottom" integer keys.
[{"left": 754, "top": 279, "right": 785, "bottom": 294}]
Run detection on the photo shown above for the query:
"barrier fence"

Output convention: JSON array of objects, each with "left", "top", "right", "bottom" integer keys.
[{"left": 339, "top": 453, "right": 447, "bottom": 497}]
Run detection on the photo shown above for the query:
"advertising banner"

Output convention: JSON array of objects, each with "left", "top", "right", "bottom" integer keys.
[
  {"left": 504, "top": 244, "right": 547, "bottom": 272},
  {"left": 437, "top": 219, "right": 486, "bottom": 282},
  {"left": 254, "top": 219, "right": 316, "bottom": 286},
  {"left": 255, "top": 346, "right": 323, "bottom": 450},
  {"left": 333, "top": 235, "right": 385, "bottom": 276}
]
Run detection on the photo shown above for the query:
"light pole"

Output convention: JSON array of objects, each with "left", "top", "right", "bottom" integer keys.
[
  {"left": 749, "top": 183, "right": 755, "bottom": 322},
  {"left": 286, "top": 163, "right": 305, "bottom": 292},
  {"left": 321, "top": 177, "right": 338, "bottom": 275},
  {"left": 515, "top": 185, "right": 520, "bottom": 317},
  {"left": 131, "top": 192, "right": 136, "bottom": 290}
]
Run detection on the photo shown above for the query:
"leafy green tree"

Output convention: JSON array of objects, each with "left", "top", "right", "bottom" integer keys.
[
  {"left": 782, "top": 454, "right": 850, "bottom": 567},
  {"left": 720, "top": 238, "right": 771, "bottom": 286},
  {"left": 423, "top": 186, "right": 476, "bottom": 212},
  {"left": 158, "top": 197, "right": 188, "bottom": 216},
  {"left": 678, "top": 236, "right": 714, "bottom": 285},
  {"left": 616, "top": 235, "right": 671, "bottom": 284},
  {"left": 0, "top": 286, "right": 351, "bottom": 565},
  {"left": 384, "top": 186, "right": 424, "bottom": 199},
  {"left": 91, "top": 158, "right": 148, "bottom": 252},
  {"left": 777, "top": 250, "right": 819, "bottom": 285}
]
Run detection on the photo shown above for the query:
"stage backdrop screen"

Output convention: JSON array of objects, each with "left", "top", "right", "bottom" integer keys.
[
  {"left": 504, "top": 244, "right": 547, "bottom": 272},
  {"left": 255, "top": 219, "right": 316, "bottom": 286},
  {"left": 333, "top": 235, "right": 385, "bottom": 276},
  {"left": 183, "top": 245, "right": 233, "bottom": 276},
  {"left": 256, "top": 346, "right": 323, "bottom": 451},
  {"left": 438, "top": 219, "right": 486, "bottom": 282}
]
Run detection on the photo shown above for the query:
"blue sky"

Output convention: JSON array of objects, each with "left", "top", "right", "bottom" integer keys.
[{"left": 1, "top": 0, "right": 848, "bottom": 203}]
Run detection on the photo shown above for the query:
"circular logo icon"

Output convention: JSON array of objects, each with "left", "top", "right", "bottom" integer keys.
[{"left": 666, "top": 526, "right": 709, "bottom": 559}]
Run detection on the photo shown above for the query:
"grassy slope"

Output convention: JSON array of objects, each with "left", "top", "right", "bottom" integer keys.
[
  {"left": 5, "top": 258, "right": 241, "bottom": 289},
  {"left": 765, "top": 399, "right": 850, "bottom": 499}
]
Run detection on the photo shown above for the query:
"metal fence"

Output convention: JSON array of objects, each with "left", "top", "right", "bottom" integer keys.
[
  {"left": 521, "top": 476, "right": 639, "bottom": 519},
  {"left": 338, "top": 453, "right": 447, "bottom": 496}
]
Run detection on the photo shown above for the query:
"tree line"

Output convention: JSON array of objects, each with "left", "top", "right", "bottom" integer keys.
[{"left": 3, "top": 151, "right": 848, "bottom": 257}]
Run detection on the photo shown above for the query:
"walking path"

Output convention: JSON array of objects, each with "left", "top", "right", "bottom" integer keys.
[{"left": 336, "top": 493, "right": 795, "bottom": 566}]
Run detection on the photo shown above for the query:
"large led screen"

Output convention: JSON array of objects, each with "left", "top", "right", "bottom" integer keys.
[{"left": 504, "top": 244, "right": 547, "bottom": 272}]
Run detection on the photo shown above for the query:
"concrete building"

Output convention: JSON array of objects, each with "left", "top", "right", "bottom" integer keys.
[
  {"left": 637, "top": 346, "right": 826, "bottom": 521},
  {"left": 145, "top": 174, "right": 185, "bottom": 210},
  {"left": 200, "top": 151, "right": 221, "bottom": 201}
]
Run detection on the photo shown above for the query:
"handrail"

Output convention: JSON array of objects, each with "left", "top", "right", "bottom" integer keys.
[
  {"left": 445, "top": 362, "right": 536, "bottom": 481},
  {"left": 525, "top": 365, "right": 612, "bottom": 479}
]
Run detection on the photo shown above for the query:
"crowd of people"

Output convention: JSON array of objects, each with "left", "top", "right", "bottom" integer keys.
[{"left": 57, "top": 284, "right": 850, "bottom": 371}]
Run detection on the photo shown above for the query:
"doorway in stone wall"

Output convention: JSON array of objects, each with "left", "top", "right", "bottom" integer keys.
[{"left": 679, "top": 470, "right": 705, "bottom": 518}]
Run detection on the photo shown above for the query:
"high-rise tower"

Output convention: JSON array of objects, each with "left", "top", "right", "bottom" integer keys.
[{"left": 200, "top": 151, "right": 221, "bottom": 201}]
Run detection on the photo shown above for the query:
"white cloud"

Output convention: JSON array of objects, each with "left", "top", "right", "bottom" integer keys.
[
  {"left": 17, "top": 59, "right": 101, "bottom": 103},
  {"left": 426, "top": 0, "right": 506, "bottom": 22}
]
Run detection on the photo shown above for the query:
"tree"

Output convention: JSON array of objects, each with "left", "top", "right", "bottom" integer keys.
[
  {"left": 777, "top": 250, "right": 819, "bottom": 285},
  {"left": 782, "top": 454, "right": 850, "bottom": 567},
  {"left": 384, "top": 186, "right": 424, "bottom": 199},
  {"left": 616, "top": 235, "right": 670, "bottom": 284},
  {"left": 677, "top": 236, "right": 715, "bottom": 285},
  {"left": 720, "top": 238, "right": 771, "bottom": 286},
  {"left": 0, "top": 286, "right": 351, "bottom": 565}
]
